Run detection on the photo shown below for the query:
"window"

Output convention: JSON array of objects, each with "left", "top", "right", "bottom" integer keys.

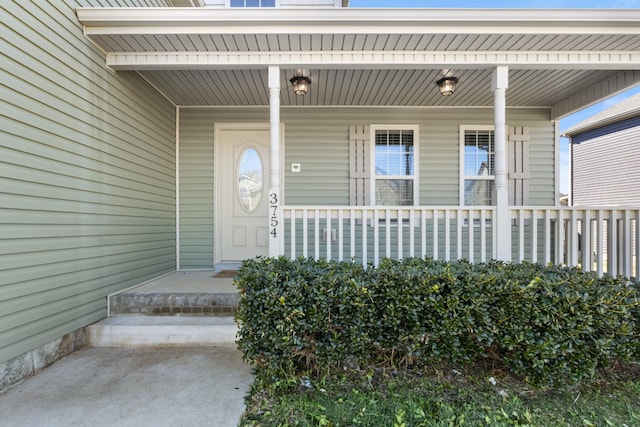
[
  {"left": 372, "top": 126, "right": 418, "bottom": 206},
  {"left": 229, "top": 0, "right": 276, "bottom": 6},
  {"left": 237, "top": 148, "right": 263, "bottom": 214},
  {"left": 461, "top": 126, "right": 495, "bottom": 206}
]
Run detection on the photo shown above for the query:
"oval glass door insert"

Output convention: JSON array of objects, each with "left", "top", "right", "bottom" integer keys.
[{"left": 237, "top": 148, "right": 263, "bottom": 213}]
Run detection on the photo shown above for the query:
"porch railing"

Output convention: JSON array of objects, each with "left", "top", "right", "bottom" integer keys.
[
  {"left": 280, "top": 206, "right": 639, "bottom": 280},
  {"left": 510, "top": 207, "right": 639, "bottom": 280}
]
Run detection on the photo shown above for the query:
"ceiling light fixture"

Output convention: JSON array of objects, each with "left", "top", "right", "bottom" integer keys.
[
  {"left": 436, "top": 76, "right": 459, "bottom": 96},
  {"left": 290, "top": 73, "right": 311, "bottom": 96}
]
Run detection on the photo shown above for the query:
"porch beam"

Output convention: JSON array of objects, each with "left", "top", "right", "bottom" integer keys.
[
  {"left": 104, "top": 50, "right": 640, "bottom": 71},
  {"left": 493, "top": 65, "right": 511, "bottom": 262},
  {"left": 268, "top": 65, "right": 283, "bottom": 257}
]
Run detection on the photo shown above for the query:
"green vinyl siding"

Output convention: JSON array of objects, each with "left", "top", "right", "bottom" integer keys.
[
  {"left": 283, "top": 111, "right": 351, "bottom": 205},
  {"left": 507, "top": 109, "right": 555, "bottom": 206},
  {"left": 0, "top": 0, "right": 175, "bottom": 364},
  {"left": 178, "top": 106, "right": 554, "bottom": 268},
  {"left": 178, "top": 110, "right": 215, "bottom": 269},
  {"left": 284, "top": 108, "right": 554, "bottom": 206}
]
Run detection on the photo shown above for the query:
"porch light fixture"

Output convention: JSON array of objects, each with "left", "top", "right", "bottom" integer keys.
[
  {"left": 290, "top": 74, "right": 311, "bottom": 96},
  {"left": 436, "top": 77, "right": 459, "bottom": 96}
]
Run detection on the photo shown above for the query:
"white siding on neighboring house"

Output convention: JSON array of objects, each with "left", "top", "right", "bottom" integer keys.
[
  {"left": 1, "top": 0, "right": 175, "bottom": 364},
  {"left": 572, "top": 126, "right": 640, "bottom": 206},
  {"left": 177, "top": 106, "right": 554, "bottom": 268}
]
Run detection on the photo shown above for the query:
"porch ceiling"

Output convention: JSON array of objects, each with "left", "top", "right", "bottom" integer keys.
[
  {"left": 139, "top": 68, "right": 621, "bottom": 108},
  {"left": 77, "top": 8, "right": 640, "bottom": 117}
]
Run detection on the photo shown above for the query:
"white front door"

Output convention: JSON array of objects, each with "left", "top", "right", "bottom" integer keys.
[{"left": 218, "top": 127, "right": 270, "bottom": 262}]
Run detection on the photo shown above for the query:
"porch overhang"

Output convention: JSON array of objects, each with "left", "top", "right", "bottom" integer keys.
[
  {"left": 77, "top": 8, "right": 640, "bottom": 32},
  {"left": 77, "top": 7, "right": 640, "bottom": 118}
]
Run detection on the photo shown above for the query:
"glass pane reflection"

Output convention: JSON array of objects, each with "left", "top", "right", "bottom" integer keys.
[{"left": 237, "top": 148, "right": 263, "bottom": 213}]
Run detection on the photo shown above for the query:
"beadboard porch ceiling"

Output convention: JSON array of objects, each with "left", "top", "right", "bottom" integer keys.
[{"left": 77, "top": 8, "right": 640, "bottom": 118}]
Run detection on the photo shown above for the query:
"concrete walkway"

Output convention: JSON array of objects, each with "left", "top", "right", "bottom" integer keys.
[{"left": 0, "top": 346, "right": 253, "bottom": 427}]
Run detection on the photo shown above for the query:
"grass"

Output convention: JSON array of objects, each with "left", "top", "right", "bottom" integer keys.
[{"left": 240, "top": 362, "right": 640, "bottom": 427}]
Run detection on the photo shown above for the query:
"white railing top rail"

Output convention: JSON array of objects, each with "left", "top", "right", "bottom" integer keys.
[{"left": 281, "top": 205, "right": 639, "bottom": 210}]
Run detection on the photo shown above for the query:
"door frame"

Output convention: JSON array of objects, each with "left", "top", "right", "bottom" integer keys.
[{"left": 213, "top": 123, "right": 285, "bottom": 266}]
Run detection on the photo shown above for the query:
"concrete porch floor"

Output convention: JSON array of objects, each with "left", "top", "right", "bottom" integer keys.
[{"left": 129, "top": 270, "right": 238, "bottom": 294}]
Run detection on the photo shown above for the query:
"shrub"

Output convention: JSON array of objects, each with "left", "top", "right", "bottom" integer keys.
[
  {"left": 234, "top": 256, "right": 639, "bottom": 386},
  {"left": 631, "top": 281, "right": 640, "bottom": 359},
  {"left": 485, "top": 263, "right": 637, "bottom": 385}
]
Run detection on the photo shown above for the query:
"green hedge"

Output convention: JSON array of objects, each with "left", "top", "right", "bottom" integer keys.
[{"left": 235, "top": 257, "right": 639, "bottom": 386}]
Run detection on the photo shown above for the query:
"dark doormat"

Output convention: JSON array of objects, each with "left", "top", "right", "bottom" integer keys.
[{"left": 212, "top": 270, "right": 238, "bottom": 278}]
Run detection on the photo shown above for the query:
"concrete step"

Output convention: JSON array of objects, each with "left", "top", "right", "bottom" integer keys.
[
  {"left": 87, "top": 316, "right": 238, "bottom": 348},
  {"left": 109, "top": 292, "right": 239, "bottom": 317}
]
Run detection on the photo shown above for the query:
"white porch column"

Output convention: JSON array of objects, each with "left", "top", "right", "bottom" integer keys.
[
  {"left": 492, "top": 65, "right": 511, "bottom": 261},
  {"left": 268, "top": 66, "right": 283, "bottom": 257}
]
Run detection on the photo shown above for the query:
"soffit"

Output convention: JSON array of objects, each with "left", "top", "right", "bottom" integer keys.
[
  {"left": 140, "top": 68, "right": 620, "bottom": 107},
  {"left": 90, "top": 33, "right": 640, "bottom": 53}
]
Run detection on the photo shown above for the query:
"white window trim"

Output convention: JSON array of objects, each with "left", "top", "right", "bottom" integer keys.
[
  {"left": 370, "top": 124, "right": 419, "bottom": 207},
  {"left": 459, "top": 125, "right": 495, "bottom": 207}
]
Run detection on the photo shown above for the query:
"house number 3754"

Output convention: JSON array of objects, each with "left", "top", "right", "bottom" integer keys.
[{"left": 269, "top": 193, "right": 278, "bottom": 238}]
